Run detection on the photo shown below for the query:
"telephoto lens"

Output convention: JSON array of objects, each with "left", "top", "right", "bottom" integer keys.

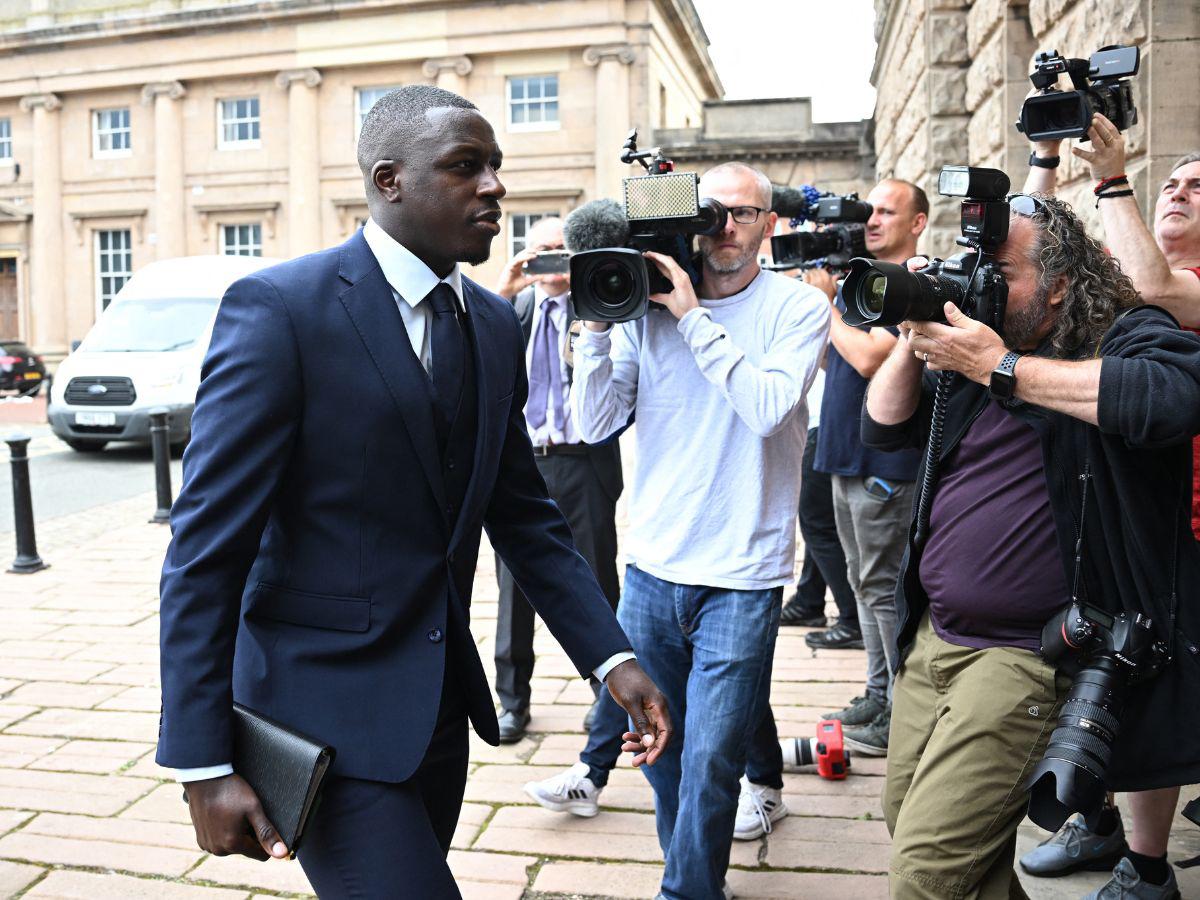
[{"left": 840, "top": 258, "right": 966, "bottom": 328}]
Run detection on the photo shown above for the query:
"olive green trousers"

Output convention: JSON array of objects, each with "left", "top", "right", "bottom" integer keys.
[{"left": 884, "top": 614, "right": 1071, "bottom": 899}]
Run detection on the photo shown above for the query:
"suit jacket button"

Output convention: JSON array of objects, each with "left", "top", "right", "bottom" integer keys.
[{"left": 428, "top": 628, "right": 443, "bottom": 643}]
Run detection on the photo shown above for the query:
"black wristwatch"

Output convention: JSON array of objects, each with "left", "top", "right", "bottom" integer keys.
[
  {"left": 990, "top": 350, "right": 1021, "bottom": 400},
  {"left": 1029, "top": 151, "right": 1060, "bottom": 169}
]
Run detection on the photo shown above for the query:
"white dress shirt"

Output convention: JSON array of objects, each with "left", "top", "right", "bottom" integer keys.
[
  {"left": 175, "top": 222, "right": 632, "bottom": 783},
  {"left": 525, "top": 286, "right": 582, "bottom": 446}
]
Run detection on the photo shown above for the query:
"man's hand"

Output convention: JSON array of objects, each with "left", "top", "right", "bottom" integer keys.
[
  {"left": 1072, "top": 113, "right": 1126, "bottom": 182},
  {"left": 495, "top": 248, "right": 541, "bottom": 300},
  {"left": 802, "top": 267, "right": 838, "bottom": 302},
  {"left": 906, "top": 302, "right": 1006, "bottom": 385},
  {"left": 643, "top": 251, "right": 700, "bottom": 320},
  {"left": 604, "top": 659, "right": 672, "bottom": 767},
  {"left": 184, "top": 773, "right": 288, "bottom": 861}
]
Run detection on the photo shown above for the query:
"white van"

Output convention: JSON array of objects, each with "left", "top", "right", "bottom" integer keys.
[{"left": 48, "top": 255, "right": 282, "bottom": 452}]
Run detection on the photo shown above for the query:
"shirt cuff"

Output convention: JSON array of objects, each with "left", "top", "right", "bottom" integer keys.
[
  {"left": 575, "top": 324, "right": 613, "bottom": 354},
  {"left": 593, "top": 651, "right": 636, "bottom": 682},
  {"left": 677, "top": 305, "right": 711, "bottom": 335},
  {"left": 175, "top": 764, "right": 234, "bottom": 783}
]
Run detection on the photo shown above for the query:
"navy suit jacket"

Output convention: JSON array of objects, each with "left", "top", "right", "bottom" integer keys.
[{"left": 157, "top": 230, "right": 632, "bottom": 782}]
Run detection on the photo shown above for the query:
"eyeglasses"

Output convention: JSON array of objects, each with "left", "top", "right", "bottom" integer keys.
[
  {"left": 1007, "top": 193, "right": 1046, "bottom": 217},
  {"left": 727, "top": 206, "right": 768, "bottom": 225}
]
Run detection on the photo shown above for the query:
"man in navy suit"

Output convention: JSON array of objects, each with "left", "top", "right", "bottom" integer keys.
[{"left": 156, "top": 85, "right": 670, "bottom": 897}]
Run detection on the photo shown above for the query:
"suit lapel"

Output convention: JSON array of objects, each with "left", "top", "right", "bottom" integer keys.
[{"left": 336, "top": 234, "right": 450, "bottom": 533}]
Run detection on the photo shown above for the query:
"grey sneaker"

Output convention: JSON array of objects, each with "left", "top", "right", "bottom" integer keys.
[
  {"left": 842, "top": 706, "right": 890, "bottom": 757},
  {"left": 1083, "top": 857, "right": 1181, "bottom": 900},
  {"left": 822, "top": 694, "right": 886, "bottom": 728},
  {"left": 1019, "top": 813, "right": 1128, "bottom": 877}
]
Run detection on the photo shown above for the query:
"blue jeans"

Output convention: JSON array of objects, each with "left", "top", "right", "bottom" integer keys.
[{"left": 618, "top": 565, "right": 783, "bottom": 900}]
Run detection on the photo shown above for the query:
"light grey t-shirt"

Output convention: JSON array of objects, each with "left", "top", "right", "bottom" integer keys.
[{"left": 571, "top": 269, "right": 831, "bottom": 590}]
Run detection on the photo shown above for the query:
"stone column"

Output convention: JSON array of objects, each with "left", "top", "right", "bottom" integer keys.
[
  {"left": 276, "top": 68, "right": 323, "bottom": 255},
  {"left": 142, "top": 81, "right": 187, "bottom": 260},
  {"left": 583, "top": 44, "right": 636, "bottom": 200},
  {"left": 19, "top": 93, "right": 65, "bottom": 356},
  {"left": 421, "top": 56, "right": 473, "bottom": 96}
]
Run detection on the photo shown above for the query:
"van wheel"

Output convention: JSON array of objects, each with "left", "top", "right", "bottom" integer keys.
[
  {"left": 66, "top": 439, "right": 107, "bottom": 453},
  {"left": 170, "top": 433, "right": 190, "bottom": 456}
]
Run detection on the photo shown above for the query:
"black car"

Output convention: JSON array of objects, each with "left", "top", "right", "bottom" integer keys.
[{"left": 0, "top": 340, "right": 47, "bottom": 396}]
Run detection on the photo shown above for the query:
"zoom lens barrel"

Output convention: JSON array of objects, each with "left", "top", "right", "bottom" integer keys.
[{"left": 840, "top": 258, "right": 966, "bottom": 328}]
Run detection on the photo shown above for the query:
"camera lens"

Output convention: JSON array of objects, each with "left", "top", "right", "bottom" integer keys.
[
  {"left": 862, "top": 271, "right": 887, "bottom": 315},
  {"left": 840, "top": 258, "right": 964, "bottom": 328},
  {"left": 590, "top": 261, "right": 636, "bottom": 309}
]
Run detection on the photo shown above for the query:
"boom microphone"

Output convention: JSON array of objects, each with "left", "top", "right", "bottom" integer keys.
[
  {"left": 771, "top": 184, "right": 821, "bottom": 222},
  {"left": 564, "top": 199, "right": 631, "bottom": 253}
]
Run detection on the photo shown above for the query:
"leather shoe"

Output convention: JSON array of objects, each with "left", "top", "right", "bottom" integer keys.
[
  {"left": 805, "top": 621, "right": 864, "bottom": 650},
  {"left": 498, "top": 708, "right": 530, "bottom": 744}
]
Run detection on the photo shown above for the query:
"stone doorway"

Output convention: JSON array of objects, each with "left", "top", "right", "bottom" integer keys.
[{"left": 0, "top": 257, "right": 16, "bottom": 338}]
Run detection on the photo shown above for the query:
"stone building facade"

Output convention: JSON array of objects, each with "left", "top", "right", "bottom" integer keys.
[
  {"left": 871, "top": 0, "right": 1200, "bottom": 255},
  {"left": 0, "top": 0, "right": 724, "bottom": 359}
]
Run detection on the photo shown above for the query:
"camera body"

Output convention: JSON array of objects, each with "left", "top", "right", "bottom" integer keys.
[
  {"left": 569, "top": 130, "right": 727, "bottom": 323},
  {"left": 1017, "top": 45, "right": 1140, "bottom": 142},
  {"left": 840, "top": 166, "right": 1010, "bottom": 334},
  {"left": 769, "top": 193, "right": 873, "bottom": 273},
  {"left": 1025, "top": 600, "right": 1161, "bottom": 831},
  {"left": 523, "top": 250, "right": 570, "bottom": 276}
]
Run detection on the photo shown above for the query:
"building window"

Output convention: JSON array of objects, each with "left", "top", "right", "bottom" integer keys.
[
  {"left": 95, "top": 229, "right": 132, "bottom": 311},
  {"left": 356, "top": 86, "right": 400, "bottom": 135},
  {"left": 218, "top": 97, "right": 261, "bottom": 149},
  {"left": 92, "top": 108, "right": 131, "bottom": 157},
  {"left": 507, "top": 75, "right": 559, "bottom": 131},
  {"left": 221, "top": 223, "right": 263, "bottom": 256},
  {"left": 508, "top": 213, "right": 547, "bottom": 257},
  {"left": 0, "top": 118, "right": 11, "bottom": 161}
]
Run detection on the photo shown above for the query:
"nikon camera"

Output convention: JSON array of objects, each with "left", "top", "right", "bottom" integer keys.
[
  {"left": 1017, "top": 45, "right": 1139, "bottom": 142},
  {"left": 839, "top": 166, "right": 1010, "bottom": 335}
]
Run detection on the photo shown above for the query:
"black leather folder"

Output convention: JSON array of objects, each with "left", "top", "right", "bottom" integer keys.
[{"left": 232, "top": 702, "right": 335, "bottom": 854}]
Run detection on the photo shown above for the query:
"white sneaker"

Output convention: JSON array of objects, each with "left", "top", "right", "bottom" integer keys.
[
  {"left": 523, "top": 761, "right": 602, "bottom": 817},
  {"left": 732, "top": 775, "right": 788, "bottom": 840}
]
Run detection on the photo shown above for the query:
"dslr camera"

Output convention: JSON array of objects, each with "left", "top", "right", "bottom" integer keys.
[
  {"left": 1017, "top": 45, "right": 1139, "bottom": 142},
  {"left": 768, "top": 191, "right": 873, "bottom": 273},
  {"left": 1025, "top": 600, "right": 1162, "bottom": 831},
  {"left": 840, "top": 166, "right": 1010, "bottom": 335},
  {"left": 567, "top": 129, "right": 728, "bottom": 323}
]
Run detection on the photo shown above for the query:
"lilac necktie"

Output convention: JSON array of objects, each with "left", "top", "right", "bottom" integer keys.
[{"left": 526, "top": 296, "right": 564, "bottom": 431}]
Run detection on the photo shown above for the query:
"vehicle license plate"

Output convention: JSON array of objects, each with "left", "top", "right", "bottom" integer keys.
[
  {"left": 75, "top": 412, "right": 116, "bottom": 426},
  {"left": 22, "top": 372, "right": 41, "bottom": 380}
]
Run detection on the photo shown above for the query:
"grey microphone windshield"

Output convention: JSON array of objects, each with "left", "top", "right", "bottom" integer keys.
[{"left": 563, "top": 199, "right": 631, "bottom": 253}]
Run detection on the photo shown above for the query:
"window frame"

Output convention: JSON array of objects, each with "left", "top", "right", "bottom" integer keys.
[
  {"left": 92, "top": 107, "right": 132, "bottom": 159},
  {"left": 94, "top": 228, "right": 133, "bottom": 313},
  {"left": 220, "top": 222, "right": 264, "bottom": 257},
  {"left": 0, "top": 117, "right": 12, "bottom": 163},
  {"left": 216, "top": 96, "right": 262, "bottom": 150},
  {"left": 507, "top": 212, "right": 549, "bottom": 259},
  {"left": 506, "top": 74, "right": 561, "bottom": 133}
]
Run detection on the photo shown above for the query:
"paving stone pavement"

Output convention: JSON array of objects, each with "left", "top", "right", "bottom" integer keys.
[{"left": 1, "top": 489, "right": 1198, "bottom": 899}]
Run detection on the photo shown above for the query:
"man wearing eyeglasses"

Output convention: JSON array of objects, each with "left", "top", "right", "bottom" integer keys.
[
  {"left": 862, "top": 193, "right": 1200, "bottom": 899},
  {"left": 559, "top": 161, "right": 830, "bottom": 900},
  {"left": 1020, "top": 122, "right": 1200, "bottom": 900}
]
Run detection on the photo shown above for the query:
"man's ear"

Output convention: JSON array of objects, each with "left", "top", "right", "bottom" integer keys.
[
  {"left": 911, "top": 212, "right": 928, "bottom": 237},
  {"left": 1047, "top": 274, "right": 1069, "bottom": 308},
  {"left": 372, "top": 160, "right": 400, "bottom": 202}
]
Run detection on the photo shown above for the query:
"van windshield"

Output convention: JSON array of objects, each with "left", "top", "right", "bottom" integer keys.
[{"left": 81, "top": 298, "right": 219, "bottom": 352}]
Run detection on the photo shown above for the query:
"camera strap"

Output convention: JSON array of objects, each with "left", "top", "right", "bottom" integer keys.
[{"left": 1069, "top": 462, "right": 1092, "bottom": 606}]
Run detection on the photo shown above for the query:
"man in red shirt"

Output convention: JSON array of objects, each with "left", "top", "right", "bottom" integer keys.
[{"left": 1022, "top": 128, "right": 1200, "bottom": 898}]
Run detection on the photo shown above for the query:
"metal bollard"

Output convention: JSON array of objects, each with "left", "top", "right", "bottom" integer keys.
[
  {"left": 6, "top": 434, "right": 47, "bottom": 574},
  {"left": 149, "top": 408, "right": 173, "bottom": 525}
]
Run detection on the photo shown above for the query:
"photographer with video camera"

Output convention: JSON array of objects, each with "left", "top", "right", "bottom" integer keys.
[
  {"left": 1019, "top": 70, "right": 1200, "bottom": 896},
  {"left": 566, "top": 160, "right": 829, "bottom": 900},
  {"left": 799, "top": 179, "right": 927, "bottom": 759},
  {"left": 856, "top": 169, "right": 1200, "bottom": 899},
  {"left": 489, "top": 217, "right": 624, "bottom": 744}
]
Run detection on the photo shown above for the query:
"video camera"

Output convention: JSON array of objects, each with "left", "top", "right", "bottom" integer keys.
[
  {"left": 840, "top": 165, "right": 1009, "bottom": 335},
  {"left": 565, "top": 129, "right": 728, "bottom": 323},
  {"left": 767, "top": 186, "right": 873, "bottom": 273},
  {"left": 1016, "top": 45, "right": 1140, "bottom": 142}
]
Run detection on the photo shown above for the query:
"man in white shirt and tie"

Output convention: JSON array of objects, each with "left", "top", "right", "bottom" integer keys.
[{"left": 492, "top": 218, "right": 624, "bottom": 743}]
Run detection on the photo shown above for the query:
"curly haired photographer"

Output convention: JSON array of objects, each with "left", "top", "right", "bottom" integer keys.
[
  {"left": 862, "top": 193, "right": 1200, "bottom": 900},
  {"left": 1023, "top": 119, "right": 1200, "bottom": 898}
]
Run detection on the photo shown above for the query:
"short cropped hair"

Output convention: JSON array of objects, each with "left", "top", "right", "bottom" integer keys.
[
  {"left": 701, "top": 161, "right": 773, "bottom": 209},
  {"left": 357, "top": 85, "right": 478, "bottom": 176},
  {"left": 880, "top": 178, "right": 929, "bottom": 218}
]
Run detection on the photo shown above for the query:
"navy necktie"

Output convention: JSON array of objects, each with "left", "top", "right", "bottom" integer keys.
[{"left": 426, "top": 283, "right": 465, "bottom": 430}]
